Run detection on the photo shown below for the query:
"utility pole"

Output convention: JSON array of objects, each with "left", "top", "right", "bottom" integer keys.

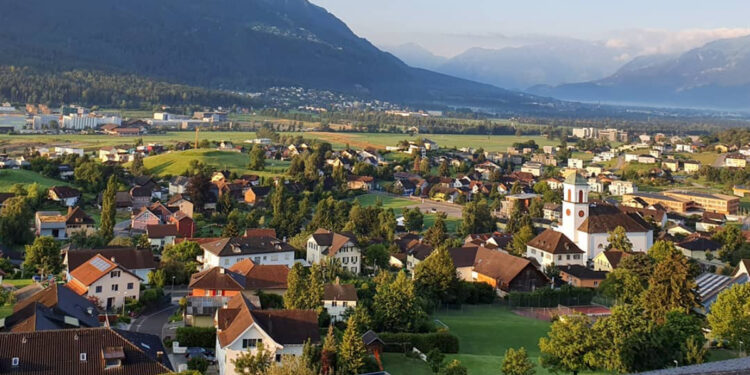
[{"left": 194, "top": 127, "right": 199, "bottom": 149}]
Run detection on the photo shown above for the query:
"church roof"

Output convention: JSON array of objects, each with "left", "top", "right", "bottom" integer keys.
[
  {"left": 577, "top": 204, "right": 651, "bottom": 234},
  {"left": 564, "top": 173, "right": 587, "bottom": 185}
]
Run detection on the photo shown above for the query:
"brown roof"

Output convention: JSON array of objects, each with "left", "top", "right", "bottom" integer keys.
[
  {"left": 473, "top": 247, "right": 542, "bottom": 285},
  {"left": 69, "top": 254, "right": 118, "bottom": 287},
  {"left": 559, "top": 265, "right": 608, "bottom": 281},
  {"left": 243, "top": 264, "right": 289, "bottom": 290},
  {"left": 189, "top": 267, "right": 245, "bottom": 291},
  {"left": 66, "top": 248, "right": 157, "bottom": 272},
  {"left": 244, "top": 228, "right": 277, "bottom": 238},
  {"left": 618, "top": 206, "right": 666, "bottom": 224},
  {"left": 146, "top": 224, "right": 178, "bottom": 239},
  {"left": 49, "top": 186, "right": 81, "bottom": 199},
  {"left": 191, "top": 260, "right": 289, "bottom": 291},
  {"left": 448, "top": 246, "right": 479, "bottom": 268},
  {"left": 217, "top": 294, "right": 320, "bottom": 348},
  {"left": 311, "top": 229, "right": 357, "bottom": 256},
  {"left": 600, "top": 249, "right": 630, "bottom": 269},
  {"left": 200, "top": 236, "right": 295, "bottom": 257},
  {"left": 577, "top": 204, "right": 651, "bottom": 234},
  {"left": 323, "top": 283, "right": 358, "bottom": 301},
  {"left": 0, "top": 327, "right": 172, "bottom": 374},
  {"left": 65, "top": 207, "right": 95, "bottom": 226},
  {"left": 527, "top": 229, "right": 584, "bottom": 255},
  {"left": 408, "top": 243, "right": 435, "bottom": 261}
]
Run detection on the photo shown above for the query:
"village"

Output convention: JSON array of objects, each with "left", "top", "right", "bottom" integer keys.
[{"left": 1, "top": 106, "right": 750, "bottom": 375}]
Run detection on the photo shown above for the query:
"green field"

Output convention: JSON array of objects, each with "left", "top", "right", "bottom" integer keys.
[
  {"left": 2, "top": 279, "right": 34, "bottom": 288},
  {"left": 138, "top": 149, "right": 290, "bottom": 178},
  {"left": 352, "top": 193, "right": 462, "bottom": 233},
  {"left": 0, "top": 169, "right": 70, "bottom": 192},
  {"left": 382, "top": 353, "right": 433, "bottom": 375},
  {"left": 0, "top": 305, "right": 12, "bottom": 319}
]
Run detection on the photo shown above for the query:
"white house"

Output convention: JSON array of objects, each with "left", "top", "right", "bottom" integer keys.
[
  {"left": 568, "top": 158, "right": 584, "bottom": 169},
  {"left": 531, "top": 173, "right": 653, "bottom": 262},
  {"left": 64, "top": 254, "right": 141, "bottom": 310},
  {"left": 323, "top": 283, "right": 358, "bottom": 322},
  {"left": 146, "top": 224, "right": 178, "bottom": 250},
  {"left": 306, "top": 229, "right": 362, "bottom": 274},
  {"left": 609, "top": 180, "right": 637, "bottom": 196},
  {"left": 215, "top": 294, "right": 320, "bottom": 375},
  {"left": 526, "top": 229, "right": 586, "bottom": 269},
  {"left": 199, "top": 236, "right": 296, "bottom": 269}
]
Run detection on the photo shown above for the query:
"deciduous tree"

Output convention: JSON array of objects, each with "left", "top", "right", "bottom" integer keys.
[
  {"left": 23, "top": 236, "right": 62, "bottom": 277},
  {"left": 707, "top": 283, "right": 750, "bottom": 350},
  {"left": 606, "top": 226, "right": 633, "bottom": 252},
  {"left": 539, "top": 314, "right": 596, "bottom": 375},
  {"left": 501, "top": 347, "right": 536, "bottom": 375}
]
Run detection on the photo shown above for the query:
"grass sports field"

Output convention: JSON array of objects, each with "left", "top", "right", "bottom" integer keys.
[
  {"left": 137, "top": 149, "right": 290, "bottom": 178},
  {"left": 352, "top": 193, "right": 462, "bottom": 232},
  {"left": 0, "top": 169, "right": 70, "bottom": 192}
]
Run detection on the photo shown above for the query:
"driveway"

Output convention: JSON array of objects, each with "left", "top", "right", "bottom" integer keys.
[
  {"left": 131, "top": 304, "right": 178, "bottom": 338},
  {"left": 713, "top": 153, "right": 727, "bottom": 168}
]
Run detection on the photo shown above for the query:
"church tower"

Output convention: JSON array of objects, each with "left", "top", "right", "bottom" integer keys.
[{"left": 561, "top": 173, "right": 589, "bottom": 243}]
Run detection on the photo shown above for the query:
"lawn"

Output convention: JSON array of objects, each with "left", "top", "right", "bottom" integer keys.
[
  {"left": 381, "top": 353, "right": 433, "bottom": 375},
  {"left": 351, "top": 193, "right": 462, "bottom": 233},
  {"left": 305, "top": 133, "right": 557, "bottom": 152},
  {"left": 677, "top": 152, "right": 719, "bottom": 166},
  {"left": 433, "top": 304, "right": 555, "bottom": 375},
  {"left": 0, "top": 169, "right": 71, "bottom": 192},
  {"left": 0, "top": 305, "right": 12, "bottom": 319},
  {"left": 137, "top": 149, "right": 289, "bottom": 178},
  {"left": 3, "top": 279, "right": 34, "bottom": 288}
]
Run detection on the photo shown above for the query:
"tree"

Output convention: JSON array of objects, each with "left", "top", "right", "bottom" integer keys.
[
  {"left": 321, "top": 325, "right": 338, "bottom": 375},
  {"left": 419, "top": 158, "right": 431, "bottom": 176},
  {"left": 414, "top": 247, "right": 457, "bottom": 303},
  {"left": 424, "top": 212, "right": 448, "bottom": 246},
  {"left": 131, "top": 233, "right": 150, "bottom": 250},
  {"left": 231, "top": 341, "right": 273, "bottom": 375},
  {"left": 403, "top": 208, "right": 424, "bottom": 232},
  {"left": 130, "top": 153, "right": 146, "bottom": 176},
  {"left": 222, "top": 220, "right": 241, "bottom": 237},
  {"left": 187, "top": 172, "right": 210, "bottom": 213},
  {"left": 99, "top": 174, "right": 117, "bottom": 241},
  {"left": 439, "top": 360, "right": 468, "bottom": 375},
  {"left": 373, "top": 271, "right": 426, "bottom": 332},
  {"left": 641, "top": 253, "right": 699, "bottom": 323},
  {"left": 266, "top": 355, "right": 316, "bottom": 375},
  {"left": 363, "top": 244, "right": 390, "bottom": 272},
  {"left": 0, "top": 196, "right": 33, "bottom": 246},
  {"left": 587, "top": 305, "right": 653, "bottom": 373},
  {"left": 284, "top": 263, "right": 309, "bottom": 310},
  {"left": 599, "top": 268, "right": 646, "bottom": 305},
  {"left": 460, "top": 199, "right": 495, "bottom": 236},
  {"left": 528, "top": 198, "right": 543, "bottom": 219},
  {"left": 438, "top": 160, "right": 450, "bottom": 177},
  {"left": 502, "top": 347, "right": 535, "bottom": 375},
  {"left": 511, "top": 225, "right": 535, "bottom": 256},
  {"left": 539, "top": 314, "right": 596, "bottom": 375},
  {"left": 426, "top": 348, "right": 445, "bottom": 373},
  {"left": 338, "top": 314, "right": 367, "bottom": 375},
  {"left": 647, "top": 240, "right": 680, "bottom": 263},
  {"left": 606, "top": 226, "right": 633, "bottom": 252},
  {"left": 23, "top": 236, "right": 62, "bottom": 277},
  {"left": 707, "top": 283, "right": 750, "bottom": 350},
  {"left": 148, "top": 269, "right": 167, "bottom": 288},
  {"left": 249, "top": 144, "right": 266, "bottom": 171}
]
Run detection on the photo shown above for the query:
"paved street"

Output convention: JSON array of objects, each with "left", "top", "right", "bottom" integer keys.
[
  {"left": 406, "top": 199, "right": 463, "bottom": 218},
  {"left": 132, "top": 304, "right": 178, "bottom": 338}
]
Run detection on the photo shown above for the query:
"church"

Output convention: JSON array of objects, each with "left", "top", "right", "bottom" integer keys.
[{"left": 526, "top": 173, "right": 653, "bottom": 268}]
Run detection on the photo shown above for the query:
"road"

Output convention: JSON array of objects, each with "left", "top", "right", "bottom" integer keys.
[
  {"left": 713, "top": 153, "right": 727, "bottom": 168},
  {"left": 114, "top": 219, "right": 132, "bottom": 237},
  {"left": 131, "top": 304, "right": 178, "bottom": 338}
]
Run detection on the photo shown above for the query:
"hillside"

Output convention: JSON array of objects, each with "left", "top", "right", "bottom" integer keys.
[
  {"left": 529, "top": 35, "right": 750, "bottom": 109},
  {"left": 0, "top": 0, "right": 559, "bottom": 112}
]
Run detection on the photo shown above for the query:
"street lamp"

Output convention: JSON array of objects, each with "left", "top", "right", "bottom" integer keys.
[{"left": 172, "top": 275, "right": 176, "bottom": 292}]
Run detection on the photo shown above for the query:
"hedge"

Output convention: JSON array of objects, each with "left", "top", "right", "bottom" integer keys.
[
  {"left": 379, "top": 332, "right": 459, "bottom": 354},
  {"left": 176, "top": 326, "right": 217, "bottom": 348},
  {"left": 508, "top": 285, "right": 594, "bottom": 308}
]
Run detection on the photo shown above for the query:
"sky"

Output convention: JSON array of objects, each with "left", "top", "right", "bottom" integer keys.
[{"left": 311, "top": 0, "right": 750, "bottom": 57}]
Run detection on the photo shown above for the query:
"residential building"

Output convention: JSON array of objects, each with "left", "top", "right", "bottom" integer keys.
[
  {"left": 638, "top": 154, "right": 657, "bottom": 164},
  {"left": 64, "top": 206, "right": 96, "bottom": 237},
  {"left": 558, "top": 265, "right": 607, "bottom": 288},
  {"left": 622, "top": 192, "right": 696, "bottom": 213},
  {"left": 662, "top": 159, "right": 680, "bottom": 172},
  {"left": 215, "top": 294, "right": 320, "bottom": 375},
  {"left": 472, "top": 247, "right": 548, "bottom": 294},
  {"left": 48, "top": 186, "right": 81, "bottom": 207},
  {"left": 608, "top": 180, "right": 637, "bottom": 196},
  {"left": 347, "top": 175, "right": 375, "bottom": 191},
  {"left": 531, "top": 153, "right": 557, "bottom": 167},
  {"left": 725, "top": 154, "right": 747, "bottom": 168},
  {"left": 199, "top": 236, "right": 296, "bottom": 269},
  {"left": 1, "top": 284, "right": 101, "bottom": 332},
  {"left": 0, "top": 327, "right": 172, "bottom": 374},
  {"left": 169, "top": 176, "right": 190, "bottom": 195},
  {"left": 63, "top": 248, "right": 157, "bottom": 283},
  {"left": 61, "top": 114, "right": 121, "bottom": 129},
  {"left": 306, "top": 229, "right": 361, "bottom": 274},
  {"left": 676, "top": 235, "right": 722, "bottom": 262},
  {"left": 323, "top": 282, "right": 358, "bottom": 321},
  {"left": 146, "top": 224, "right": 178, "bottom": 250},
  {"left": 65, "top": 254, "right": 142, "bottom": 310},
  {"left": 35, "top": 211, "right": 67, "bottom": 240},
  {"left": 592, "top": 249, "right": 630, "bottom": 272},
  {"left": 167, "top": 194, "right": 194, "bottom": 218},
  {"left": 244, "top": 186, "right": 271, "bottom": 205},
  {"left": 526, "top": 229, "right": 586, "bottom": 268},
  {"left": 568, "top": 158, "right": 584, "bottom": 169},
  {"left": 405, "top": 243, "right": 435, "bottom": 273},
  {"left": 448, "top": 246, "right": 480, "bottom": 281},
  {"left": 543, "top": 203, "right": 562, "bottom": 222},
  {"left": 733, "top": 185, "right": 750, "bottom": 197},
  {"left": 521, "top": 162, "right": 543, "bottom": 177}
]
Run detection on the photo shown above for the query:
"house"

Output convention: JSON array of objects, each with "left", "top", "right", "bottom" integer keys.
[
  {"left": 544, "top": 177, "right": 563, "bottom": 190},
  {"left": 35, "top": 211, "right": 67, "bottom": 240},
  {"left": 405, "top": 243, "right": 435, "bottom": 272},
  {"left": 676, "top": 235, "right": 722, "bottom": 262},
  {"left": 683, "top": 160, "right": 701, "bottom": 173},
  {"left": 472, "top": 247, "right": 548, "bottom": 294},
  {"left": 65, "top": 254, "right": 142, "bottom": 310},
  {"left": 0, "top": 327, "right": 172, "bottom": 374},
  {"left": 696, "top": 212, "right": 725, "bottom": 233},
  {"left": 733, "top": 185, "right": 750, "bottom": 197},
  {"left": 130, "top": 206, "right": 162, "bottom": 232},
  {"left": 199, "top": 236, "right": 296, "bottom": 269},
  {"left": 244, "top": 186, "right": 271, "bottom": 205},
  {"left": 448, "top": 246, "right": 480, "bottom": 281},
  {"left": 64, "top": 248, "right": 158, "bottom": 283},
  {"left": 215, "top": 294, "right": 320, "bottom": 375},
  {"left": 558, "top": 265, "right": 608, "bottom": 288},
  {"left": 608, "top": 180, "right": 637, "bottom": 196},
  {"left": 586, "top": 164, "right": 604, "bottom": 176},
  {"left": 347, "top": 175, "right": 375, "bottom": 191},
  {"left": 48, "top": 186, "right": 81, "bottom": 207},
  {"left": 2, "top": 284, "right": 100, "bottom": 332},
  {"left": 521, "top": 162, "right": 543, "bottom": 177},
  {"left": 394, "top": 179, "right": 416, "bottom": 196},
  {"left": 306, "top": 229, "right": 362, "bottom": 274},
  {"left": 638, "top": 154, "right": 657, "bottom": 164},
  {"left": 65, "top": 207, "right": 96, "bottom": 237},
  {"left": 568, "top": 158, "right": 584, "bottom": 169},
  {"left": 526, "top": 229, "right": 586, "bottom": 268},
  {"left": 168, "top": 211, "right": 195, "bottom": 238},
  {"left": 724, "top": 154, "right": 747, "bottom": 168},
  {"left": 323, "top": 282, "right": 358, "bottom": 321},
  {"left": 662, "top": 159, "right": 680, "bottom": 172},
  {"left": 129, "top": 186, "right": 152, "bottom": 211},
  {"left": 167, "top": 194, "right": 194, "bottom": 218},
  {"left": 169, "top": 176, "right": 190, "bottom": 195},
  {"left": 146, "top": 224, "right": 178, "bottom": 250},
  {"left": 543, "top": 203, "right": 561, "bottom": 222},
  {"left": 695, "top": 272, "right": 749, "bottom": 314},
  {"left": 592, "top": 249, "right": 631, "bottom": 272}
]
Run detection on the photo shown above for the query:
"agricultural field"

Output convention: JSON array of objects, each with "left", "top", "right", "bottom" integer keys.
[
  {"left": 137, "top": 149, "right": 290, "bottom": 178},
  {"left": 0, "top": 169, "right": 71, "bottom": 192}
]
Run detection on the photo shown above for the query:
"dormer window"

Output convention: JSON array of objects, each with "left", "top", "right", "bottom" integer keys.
[
  {"left": 102, "top": 346, "right": 125, "bottom": 370},
  {"left": 80, "top": 353, "right": 87, "bottom": 362},
  {"left": 11, "top": 357, "right": 19, "bottom": 367},
  {"left": 110, "top": 270, "right": 121, "bottom": 278}
]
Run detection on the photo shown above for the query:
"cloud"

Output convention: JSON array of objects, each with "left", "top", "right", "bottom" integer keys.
[{"left": 603, "top": 28, "right": 750, "bottom": 56}]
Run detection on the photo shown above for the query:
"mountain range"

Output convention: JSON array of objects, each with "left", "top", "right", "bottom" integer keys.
[
  {"left": 0, "top": 0, "right": 562, "bottom": 112},
  {"left": 528, "top": 35, "right": 750, "bottom": 110}
]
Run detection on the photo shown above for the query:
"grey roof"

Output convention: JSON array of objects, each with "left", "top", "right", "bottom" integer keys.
[
  {"left": 114, "top": 329, "right": 173, "bottom": 371},
  {"left": 361, "top": 330, "right": 384, "bottom": 346},
  {"left": 631, "top": 356, "right": 750, "bottom": 374}
]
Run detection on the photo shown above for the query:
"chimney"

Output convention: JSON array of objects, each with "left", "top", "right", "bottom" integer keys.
[
  {"left": 219, "top": 268, "right": 225, "bottom": 274},
  {"left": 110, "top": 257, "right": 116, "bottom": 262},
  {"left": 156, "top": 351, "right": 164, "bottom": 361}
]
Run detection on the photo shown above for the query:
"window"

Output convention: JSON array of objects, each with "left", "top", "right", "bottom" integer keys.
[
  {"left": 351, "top": 257, "right": 357, "bottom": 264},
  {"left": 127, "top": 283, "right": 134, "bottom": 290},
  {"left": 110, "top": 270, "right": 121, "bottom": 278},
  {"left": 263, "top": 256, "right": 267, "bottom": 260},
  {"left": 579, "top": 190, "right": 584, "bottom": 203},
  {"left": 342, "top": 301, "right": 348, "bottom": 307},
  {"left": 95, "top": 286, "right": 102, "bottom": 293},
  {"left": 332, "top": 301, "right": 338, "bottom": 307},
  {"left": 111, "top": 284, "right": 119, "bottom": 292},
  {"left": 275, "top": 354, "right": 282, "bottom": 362},
  {"left": 566, "top": 255, "right": 570, "bottom": 260},
  {"left": 11, "top": 358, "right": 19, "bottom": 367},
  {"left": 80, "top": 353, "right": 87, "bottom": 362},
  {"left": 242, "top": 339, "right": 258, "bottom": 349},
  {"left": 254, "top": 257, "right": 260, "bottom": 262},
  {"left": 351, "top": 267, "right": 357, "bottom": 273},
  {"left": 271, "top": 255, "right": 278, "bottom": 261},
  {"left": 342, "top": 258, "right": 349, "bottom": 264},
  {"left": 557, "top": 255, "right": 562, "bottom": 261}
]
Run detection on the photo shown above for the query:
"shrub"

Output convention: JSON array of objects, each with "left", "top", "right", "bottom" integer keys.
[
  {"left": 141, "top": 287, "right": 165, "bottom": 307},
  {"left": 379, "top": 332, "right": 459, "bottom": 354},
  {"left": 176, "top": 326, "right": 217, "bottom": 348},
  {"left": 188, "top": 357, "right": 209, "bottom": 373}
]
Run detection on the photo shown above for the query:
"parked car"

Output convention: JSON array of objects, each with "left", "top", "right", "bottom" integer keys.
[{"left": 185, "top": 347, "right": 216, "bottom": 363}]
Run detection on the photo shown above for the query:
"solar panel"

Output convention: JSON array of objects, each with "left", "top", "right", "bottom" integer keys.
[{"left": 89, "top": 257, "right": 111, "bottom": 272}]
